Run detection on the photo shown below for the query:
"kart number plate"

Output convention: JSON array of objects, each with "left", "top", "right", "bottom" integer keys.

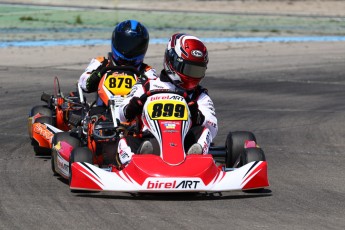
[
  {"left": 147, "top": 100, "right": 188, "bottom": 120},
  {"left": 104, "top": 74, "right": 136, "bottom": 96}
]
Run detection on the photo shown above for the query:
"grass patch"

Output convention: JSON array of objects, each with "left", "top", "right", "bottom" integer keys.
[
  {"left": 19, "top": 16, "right": 38, "bottom": 21},
  {"left": 75, "top": 15, "right": 83, "bottom": 25}
]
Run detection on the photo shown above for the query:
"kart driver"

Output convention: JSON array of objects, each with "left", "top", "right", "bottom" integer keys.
[
  {"left": 116, "top": 33, "right": 218, "bottom": 165},
  {"left": 78, "top": 19, "right": 157, "bottom": 99}
]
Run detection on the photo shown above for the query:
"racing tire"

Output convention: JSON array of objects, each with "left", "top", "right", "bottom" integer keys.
[
  {"left": 51, "top": 132, "right": 80, "bottom": 176},
  {"left": 29, "top": 105, "right": 53, "bottom": 118},
  {"left": 31, "top": 116, "right": 54, "bottom": 156},
  {"left": 29, "top": 105, "right": 54, "bottom": 133},
  {"left": 225, "top": 131, "right": 256, "bottom": 168},
  {"left": 240, "top": 147, "right": 266, "bottom": 166},
  {"left": 69, "top": 147, "right": 93, "bottom": 193}
]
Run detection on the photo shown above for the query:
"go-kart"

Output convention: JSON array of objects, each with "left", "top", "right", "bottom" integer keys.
[
  {"left": 50, "top": 66, "right": 141, "bottom": 179},
  {"left": 28, "top": 77, "right": 86, "bottom": 155},
  {"left": 69, "top": 89, "right": 269, "bottom": 193}
]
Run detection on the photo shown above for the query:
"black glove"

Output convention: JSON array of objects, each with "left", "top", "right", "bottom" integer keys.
[
  {"left": 86, "top": 59, "right": 109, "bottom": 92},
  {"left": 86, "top": 71, "right": 101, "bottom": 92},
  {"left": 124, "top": 97, "right": 144, "bottom": 121},
  {"left": 188, "top": 101, "right": 205, "bottom": 126}
]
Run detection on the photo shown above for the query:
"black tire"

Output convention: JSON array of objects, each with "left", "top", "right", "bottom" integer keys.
[
  {"left": 69, "top": 147, "right": 93, "bottom": 192},
  {"left": 29, "top": 105, "right": 52, "bottom": 118},
  {"left": 102, "top": 142, "right": 117, "bottom": 166},
  {"left": 29, "top": 105, "right": 54, "bottom": 128},
  {"left": 240, "top": 147, "right": 266, "bottom": 166},
  {"left": 225, "top": 131, "right": 256, "bottom": 168},
  {"left": 35, "top": 116, "right": 53, "bottom": 126},
  {"left": 51, "top": 132, "right": 80, "bottom": 176}
]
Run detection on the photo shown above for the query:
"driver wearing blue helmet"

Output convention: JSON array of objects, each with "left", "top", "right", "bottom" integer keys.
[{"left": 79, "top": 20, "right": 157, "bottom": 93}]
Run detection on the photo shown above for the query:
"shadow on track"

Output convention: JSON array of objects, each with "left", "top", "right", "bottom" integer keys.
[{"left": 73, "top": 189, "right": 272, "bottom": 201}]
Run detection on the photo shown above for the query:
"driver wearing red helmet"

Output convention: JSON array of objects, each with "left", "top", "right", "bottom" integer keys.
[{"left": 117, "top": 33, "right": 218, "bottom": 165}]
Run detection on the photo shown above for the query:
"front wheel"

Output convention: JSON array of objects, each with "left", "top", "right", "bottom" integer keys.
[
  {"left": 51, "top": 132, "right": 80, "bottom": 176},
  {"left": 225, "top": 131, "right": 256, "bottom": 168},
  {"left": 240, "top": 147, "right": 266, "bottom": 166},
  {"left": 69, "top": 147, "right": 93, "bottom": 192}
]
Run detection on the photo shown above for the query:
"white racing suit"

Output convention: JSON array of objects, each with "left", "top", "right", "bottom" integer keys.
[{"left": 117, "top": 70, "right": 218, "bottom": 164}]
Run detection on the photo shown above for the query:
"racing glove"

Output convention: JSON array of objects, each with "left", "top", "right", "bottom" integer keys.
[
  {"left": 188, "top": 101, "right": 205, "bottom": 126},
  {"left": 86, "top": 71, "right": 101, "bottom": 92},
  {"left": 124, "top": 97, "right": 144, "bottom": 121},
  {"left": 86, "top": 58, "right": 109, "bottom": 92}
]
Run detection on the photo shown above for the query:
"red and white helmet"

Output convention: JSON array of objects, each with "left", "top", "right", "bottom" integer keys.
[{"left": 164, "top": 33, "right": 208, "bottom": 90}]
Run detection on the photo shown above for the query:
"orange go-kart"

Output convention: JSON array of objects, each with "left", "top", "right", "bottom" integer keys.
[
  {"left": 28, "top": 76, "right": 86, "bottom": 155},
  {"left": 40, "top": 66, "right": 140, "bottom": 179}
]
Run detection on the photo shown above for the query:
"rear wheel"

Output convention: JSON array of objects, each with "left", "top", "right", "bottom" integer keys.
[
  {"left": 29, "top": 105, "right": 53, "bottom": 131},
  {"left": 51, "top": 132, "right": 80, "bottom": 176},
  {"left": 29, "top": 105, "right": 52, "bottom": 118},
  {"left": 69, "top": 147, "right": 93, "bottom": 192},
  {"left": 225, "top": 131, "right": 256, "bottom": 168}
]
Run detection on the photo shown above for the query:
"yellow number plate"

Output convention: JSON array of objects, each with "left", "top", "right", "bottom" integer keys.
[
  {"left": 147, "top": 100, "right": 188, "bottom": 120},
  {"left": 104, "top": 74, "right": 136, "bottom": 96}
]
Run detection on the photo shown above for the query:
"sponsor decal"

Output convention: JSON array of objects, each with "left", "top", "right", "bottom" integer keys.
[
  {"left": 152, "top": 84, "right": 164, "bottom": 89},
  {"left": 57, "top": 154, "right": 69, "bottom": 177},
  {"left": 149, "top": 95, "right": 184, "bottom": 101},
  {"left": 191, "top": 50, "right": 203, "bottom": 57},
  {"left": 33, "top": 123, "right": 54, "bottom": 141},
  {"left": 164, "top": 122, "right": 176, "bottom": 129},
  {"left": 206, "top": 120, "right": 217, "bottom": 129},
  {"left": 110, "top": 95, "right": 124, "bottom": 105},
  {"left": 163, "top": 130, "right": 179, "bottom": 133},
  {"left": 169, "top": 95, "right": 184, "bottom": 101},
  {"left": 146, "top": 179, "right": 202, "bottom": 189}
]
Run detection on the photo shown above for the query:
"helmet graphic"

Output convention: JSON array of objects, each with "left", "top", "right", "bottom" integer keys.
[{"left": 164, "top": 33, "right": 208, "bottom": 90}]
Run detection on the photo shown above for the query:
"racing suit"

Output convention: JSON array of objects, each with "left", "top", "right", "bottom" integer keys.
[
  {"left": 79, "top": 53, "right": 157, "bottom": 93},
  {"left": 117, "top": 69, "right": 218, "bottom": 164}
]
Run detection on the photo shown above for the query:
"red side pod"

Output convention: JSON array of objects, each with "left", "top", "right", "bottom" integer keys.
[
  {"left": 242, "top": 161, "right": 269, "bottom": 190},
  {"left": 70, "top": 163, "right": 103, "bottom": 191}
]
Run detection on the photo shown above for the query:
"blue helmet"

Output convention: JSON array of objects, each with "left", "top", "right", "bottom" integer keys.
[{"left": 111, "top": 20, "right": 149, "bottom": 67}]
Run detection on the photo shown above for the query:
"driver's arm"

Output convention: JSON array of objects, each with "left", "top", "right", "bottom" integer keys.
[
  {"left": 118, "top": 82, "right": 145, "bottom": 122},
  {"left": 78, "top": 57, "right": 108, "bottom": 92},
  {"left": 196, "top": 93, "right": 218, "bottom": 140}
]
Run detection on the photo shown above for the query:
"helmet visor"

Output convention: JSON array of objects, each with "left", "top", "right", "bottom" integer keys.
[
  {"left": 112, "top": 46, "right": 144, "bottom": 67},
  {"left": 181, "top": 63, "right": 206, "bottom": 79},
  {"left": 168, "top": 49, "right": 206, "bottom": 79}
]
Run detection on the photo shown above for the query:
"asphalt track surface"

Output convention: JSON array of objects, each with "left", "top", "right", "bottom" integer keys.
[{"left": 1, "top": 42, "right": 345, "bottom": 229}]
